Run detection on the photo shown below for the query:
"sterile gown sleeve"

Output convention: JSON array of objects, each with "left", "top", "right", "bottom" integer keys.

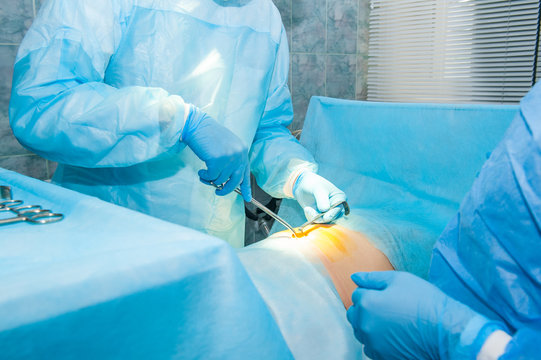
[
  {"left": 249, "top": 26, "right": 318, "bottom": 199},
  {"left": 9, "top": 0, "right": 187, "bottom": 168}
]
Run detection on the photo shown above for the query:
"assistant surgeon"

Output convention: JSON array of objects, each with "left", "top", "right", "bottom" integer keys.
[
  {"left": 347, "top": 83, "right": 541, "bottom": 359},
  {"left": 9, "top": 0, "right": 346, "bottom": 247}
]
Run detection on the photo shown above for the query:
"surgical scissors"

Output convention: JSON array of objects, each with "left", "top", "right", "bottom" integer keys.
[{"left": 0, "top": 200, "right": 64, "bottom": 226}]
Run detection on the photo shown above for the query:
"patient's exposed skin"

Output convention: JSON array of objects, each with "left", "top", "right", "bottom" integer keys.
[{"left": 270, "top": 224, "right": 394, "bottom": 308}]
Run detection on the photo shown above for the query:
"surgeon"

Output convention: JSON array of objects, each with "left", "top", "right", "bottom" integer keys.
[
  {"left": 9, "top": 0, "right": 346, "bottom": 247},
  {"left": 347, "top": 82, "right": 541, "bottom": 359}
]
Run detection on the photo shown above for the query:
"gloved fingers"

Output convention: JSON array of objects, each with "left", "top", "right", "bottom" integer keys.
[
  {"left": 363, "top": 345, "right": 379, "bottom": 360},
  {"left": 346, "top": 305, "right": 357, "bottom": 325},
  {"left": 213, "top": 162, "right": 237, "bottom": 189},
  {"left": 354, "top": 329, "right": 367, "bottom": 347},
  {"left": 329, "top": 188, "right": 347, "bottom": 204},
  {"left": 351, "top": 287, "right": 371, "bottom": 305},
  {"left": 321, "top": 206, "right": 344, "bottom": 223},
  {"left": 239, "top": 166, "right": 252, "bottom": 202},
  {"left": 198, "top": 167, "right": 222, "bottom": 184},
  {"left": 303, "top": 206, "right": 319, "bottom": 222},
  {"left": 216, "top": 166, "right": 243, "bottom": 197},
  {"left": 313, "top": 187, "right": 331, "bottom": 214},
  {"left": 351, "top": 271, "right": 394, "bottom": 290},
  {"left": 347, "top": 305, "right": 367, "bottom": 344}
]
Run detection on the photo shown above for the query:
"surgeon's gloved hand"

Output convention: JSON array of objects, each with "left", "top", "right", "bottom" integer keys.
[
  {"left": 346, "top": 271, "right": 506, "bottom": 360},
  {"left": 182, "top": 105, "right": 252, "bottom": 202},
  {"left": 293, "top": 171, "right": 347, "bottom": 223}
]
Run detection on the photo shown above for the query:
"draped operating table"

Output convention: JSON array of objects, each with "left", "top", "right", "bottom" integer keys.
[{"left": 0, "top": 97, "right": 517, "bottom": 359}]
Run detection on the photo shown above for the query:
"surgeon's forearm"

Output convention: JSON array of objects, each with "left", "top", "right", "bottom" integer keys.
[
  {"left": 10, "top": 50, "right": 187, "bottom": 168},
  {"left": 250, "top": 126, "right": 317, "bottom": 199}
]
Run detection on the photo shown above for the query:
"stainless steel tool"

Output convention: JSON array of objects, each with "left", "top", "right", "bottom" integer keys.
[
  {"left": 231, "top": 188, "right": 302, "bottom": 236},
  {"left": 208, "top": 181, "right": 349, "bottom": 237},
  {"left": 0, "top": 199, "right": 64, "bottom": 226}
]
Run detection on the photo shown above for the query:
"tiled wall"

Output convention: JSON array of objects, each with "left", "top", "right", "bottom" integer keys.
[
  {"left": 0, "top": 0, "right": 370, "bottom": 180},
  {"left": 278, "top": 0, "right": 370, "bottom": 130},
  {"left": 0, "top": 0, "right": 53, "bottom": 180}
]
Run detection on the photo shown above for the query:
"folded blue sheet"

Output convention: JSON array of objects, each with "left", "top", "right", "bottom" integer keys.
[{"left": 0, "top": 168, "right": 292, "bottom": 359}]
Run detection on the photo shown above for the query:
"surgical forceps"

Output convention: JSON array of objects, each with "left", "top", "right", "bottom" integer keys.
[
  {"left": 0, "top": 199, "right": 64, "bottom": 226},
  {"left": 207, "top": 181, "right": 349, "bottom": 237}
]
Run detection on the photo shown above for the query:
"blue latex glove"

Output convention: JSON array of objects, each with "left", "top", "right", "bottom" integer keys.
[
  {"left": 183, "top": 106, "right": 251, "bottom": 201},
  {"left": 293, "top": 171, "right": 347, "bottom": 223},
  {"left": 346, "top": 271, "right": 506, "bottom": 360}
]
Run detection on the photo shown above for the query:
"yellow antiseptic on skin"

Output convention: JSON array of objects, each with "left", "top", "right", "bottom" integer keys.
[{"left": 275, "top": 224, "right": 394, "bottom": 309}]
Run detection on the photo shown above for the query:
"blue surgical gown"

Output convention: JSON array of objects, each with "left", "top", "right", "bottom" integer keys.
[
  {"left": 9, "top": 0, "right": 317, "bottom": 247},
  {"left": 430, "top": 82, "right": 541, "bottom": 355}
]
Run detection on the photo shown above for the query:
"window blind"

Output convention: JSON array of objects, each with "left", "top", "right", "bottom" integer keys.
[{"left": 367, "top": 0, "right": 541, "bottom": 104}]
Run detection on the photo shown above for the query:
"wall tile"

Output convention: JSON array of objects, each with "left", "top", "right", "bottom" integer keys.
[
  {"left": 0, "top": 155, "right": 48, "bottom": 180},
  {"left": 292, "top": 0, "right": 326, "bottom": 53},
  {"left": 0, "top": 45, "right": 17, "bottom": 106},
  {"left": 290, "top": 53, "right": 325, "bottom": 130},
  {"left": 356, "top": 54, "right": 368, "bottom": 100},
  {"left": 327, "top": 0, "right": 357, "bottom": 54},
  {"left": 0, "top": 122, "right": 29, "bottom": 157},
  {"left": 0, "top": 0, "right": 34, "bottom": 43},
  {"left": 357, "top": 0, "right": 370, "bottom": 56},
  {"left": 0, "top": 44, "right": 29, "bottom": 156},
  {"left": 326, "top": 54, "right": 356, "bottom": 100}
]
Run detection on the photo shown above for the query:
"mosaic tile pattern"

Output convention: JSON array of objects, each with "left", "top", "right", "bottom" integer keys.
[
  {"left": 0, "top": 0, "right": 34, "bottom": 44},
  {"left": 291, "top": 53, "right": 325, "bottom": 131},
  {"left": 292, "top": 0, "right": 326, "bottom": 53},
  {"left": 326, "top": 54, "right": 356, "bottom": 100},
  {"left": 0, "top": 155, "right": 48, "bottom": 180},
  {"left": 357, "top": 0, "right": 370, "bottom": 57},
  {"left": 0, "top": 44, "right": 28, "bottom": 157},
  {"left": 289, "top": 0, "right": 370, "bottom": 130},
  {"left": 327, "top": 0, "right": 358, "bottom": 54},
  {"left": 356, "top": 54, "right": 369, "bottom": 100}
]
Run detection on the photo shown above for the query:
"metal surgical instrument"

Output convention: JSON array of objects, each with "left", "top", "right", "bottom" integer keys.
[
  {"left": 207, "top": 181, "right": 349, "bottom": 237},
  {"left": 207, "top": 181, "right": 301, "bottom": 236},
  {"left": 0, "top": 200, "right": 64, "bottom": 226}
]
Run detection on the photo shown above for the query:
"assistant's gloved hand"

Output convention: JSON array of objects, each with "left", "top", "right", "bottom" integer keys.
[
  {"left": 182, "top": 105, "right": 251, "bottom": 201},
  {"left": 293, "top": 171, "right": 347, "bottom": 223},
  {"left": 346, "top": 271, "right": 506, "bottom": 360}
]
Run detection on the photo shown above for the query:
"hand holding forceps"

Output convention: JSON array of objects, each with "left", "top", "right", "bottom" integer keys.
[{"left": 0, "top": 199, "right": 64, "bottom": 226}]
